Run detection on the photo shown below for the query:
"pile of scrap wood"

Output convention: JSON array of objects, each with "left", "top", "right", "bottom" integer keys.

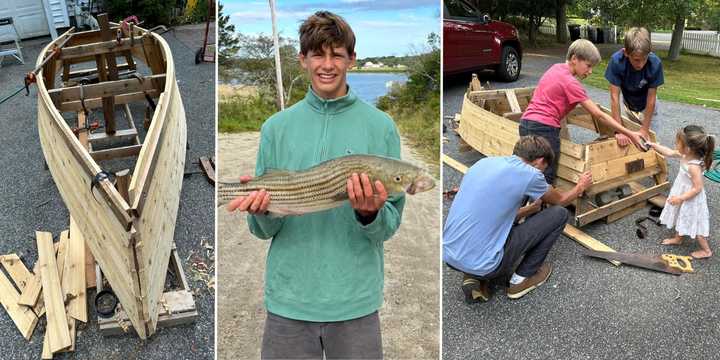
[{"left": 0, "top": 219, "right": 89, "bottom": 359}]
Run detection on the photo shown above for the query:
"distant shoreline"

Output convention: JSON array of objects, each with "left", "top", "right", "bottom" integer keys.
[{"left": 349, "top": 68, "right": 408, "bottom": 73}]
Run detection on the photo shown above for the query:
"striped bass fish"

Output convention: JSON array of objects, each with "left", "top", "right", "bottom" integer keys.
[{"left": 218, "top": 154, "right": 435, "bottom": 216}]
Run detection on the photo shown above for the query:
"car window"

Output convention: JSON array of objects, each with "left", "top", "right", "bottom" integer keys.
[{"left": 445, "top": 0, "right": 479, "bottom": 19}]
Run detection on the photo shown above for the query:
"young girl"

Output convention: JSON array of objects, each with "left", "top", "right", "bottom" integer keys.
[{"left": 647, "top": 125, "right": 716, "bottom": 259}]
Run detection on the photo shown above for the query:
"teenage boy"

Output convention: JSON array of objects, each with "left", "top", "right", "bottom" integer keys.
[
  {"left": 605, "top": 27, "right": 664, "bottom": 146},
  {"left": 519, "top": 39, "right": 646, "bottom": 185},
  {"left": 443, "top": 136, "right": 592, "bottom": 301},
  {"left": 227, "top": 11, "right": 403, "bottom": 360}
]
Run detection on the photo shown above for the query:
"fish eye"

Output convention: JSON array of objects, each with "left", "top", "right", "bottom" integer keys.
[{"left": 394, "top": 176, "right": 401, "bottom": 182}]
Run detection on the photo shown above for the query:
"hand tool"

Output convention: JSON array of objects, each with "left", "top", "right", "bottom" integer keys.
[{"left": 583, "top": 250, "right": 693, "bottom": 275}]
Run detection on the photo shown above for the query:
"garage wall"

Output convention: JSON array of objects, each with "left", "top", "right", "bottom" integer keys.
[{"left": 0, "top": 0, "right": 69, "bottom": 39}]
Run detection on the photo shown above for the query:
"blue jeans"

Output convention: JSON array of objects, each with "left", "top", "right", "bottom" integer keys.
[{"left": 519, "top": 119, "right": 560, "bottom": 185}]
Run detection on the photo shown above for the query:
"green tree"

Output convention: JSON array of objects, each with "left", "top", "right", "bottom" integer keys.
[{"left": 218, "top": 4, "right": 240, "bottom": 66}]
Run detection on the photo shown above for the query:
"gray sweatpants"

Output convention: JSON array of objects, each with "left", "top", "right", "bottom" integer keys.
[{"left": 261, "top": 311, "right": 383, "bottom": 359}]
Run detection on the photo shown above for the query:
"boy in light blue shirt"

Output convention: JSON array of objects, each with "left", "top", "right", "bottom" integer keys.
[{"left": 444, "top": 136, "right": 592, "bottom": 301}]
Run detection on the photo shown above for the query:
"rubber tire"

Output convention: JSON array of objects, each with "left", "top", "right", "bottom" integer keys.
[{"left": 496, "top": 46, "right": 521, "bottom": 82}]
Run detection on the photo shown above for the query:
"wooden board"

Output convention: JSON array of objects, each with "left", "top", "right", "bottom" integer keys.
[
  {"left": 562, "top": 225, "right": 621, "bottom": 266},
  {"left": 442, "top": 154, "right": 469, "bottom": 174},
  {"left": 63, "top": 218, "right": 88, "bottom": 323},
  {"left": 0, "top": 265, "right": 38, "bottom": 340},
  {"left": 132, "top": 79, "right": 187, "bottom": 335},
  {"left": 17, "top": 263, "right": 42, "bottom": 307},
  {"left": 605, "top": 200, "right": 647, "bottom": 224},
  {"left": 37, "top": 231, "right": 72, "bottom": 353},
  {"left": 0, "top": 254, "right": 32, "bottom": 292},
  {"left": 576, "top": 182, "right": 670, "bottom": 226}
]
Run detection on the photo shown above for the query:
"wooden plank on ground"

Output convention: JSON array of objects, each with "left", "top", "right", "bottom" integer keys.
[
  {"left": 0, "top": 254, "right": 32, "bottom": 290},
  {"left": 0, "top": 269, "right": 39, "bottom": 340},
  {"left": 18, "top": 264, "right": 43, "bottom": 306},
  {"left": 199, "top": 156, "right": 216, "bottom": 185},
  {"left": 64, "top": 218, "right": 88, "bottom": 322},
  {"left": 442, "top": 154, "right": 469, "bottom": 174},
  {"left": 37, "top": 231, "right": 72, "bottom": 353},
  {"left": 562, "top": 225, "right": 621, "bottom": 266}
]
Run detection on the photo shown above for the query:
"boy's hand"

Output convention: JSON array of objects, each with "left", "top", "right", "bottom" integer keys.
[
  {"left": 576, "top": 171, "right": 593, "bottom": 192},
  {"left": 640, "top": 128, "right": 651, "bottom": 142},
  {"left": 226, "top": 175, "right": 271, "bottom": 214},
  {"left": 348, "top": 173, "right": 388, "bottom": 218},
  {"left": 615, "top": 133, "right": 631, "bottom": 147},
  {"left": 668, "top": 196, "right": 684, "bottom": 206},
  {"left": 628, "top": 131, "right": 648, "bottom": 151}
]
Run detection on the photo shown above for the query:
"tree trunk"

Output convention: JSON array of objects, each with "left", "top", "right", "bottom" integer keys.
[
  {"left": 528, "top": 16, "right": 538, "bottom": 47},
  {"left": 668, "top": 14, "right": 685, "bottom": 61},
  {"left": 555, "top": 0, "right": 567, "bottom": 43}
]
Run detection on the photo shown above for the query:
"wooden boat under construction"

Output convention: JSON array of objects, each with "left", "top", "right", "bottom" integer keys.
[
  {"left": 35, "top": 16, "right": 187, "bottom": 339},
  {"left": 456, "top": 75, "right": 670, "bottom": 226}
]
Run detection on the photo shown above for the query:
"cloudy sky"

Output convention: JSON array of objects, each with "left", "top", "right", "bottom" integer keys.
[{"left": 222, "top": 0, "right": 440, "bottom": 58}]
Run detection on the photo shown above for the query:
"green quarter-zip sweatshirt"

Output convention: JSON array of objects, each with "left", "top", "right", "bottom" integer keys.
[{"left": 247, "top": 87, "right": 405, "bottom": 322}]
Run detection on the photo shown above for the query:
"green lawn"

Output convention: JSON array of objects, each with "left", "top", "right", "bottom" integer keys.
[{"left": 583, "top": 50, "right": 720, "bottom": 109}]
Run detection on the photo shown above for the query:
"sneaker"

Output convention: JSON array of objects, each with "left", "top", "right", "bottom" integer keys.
[
  {"left": 506, "top": 263, "right": 553, "bottom": 299},
  {"left": 461, "top": 275, "right": 491, "bottom": 303}
]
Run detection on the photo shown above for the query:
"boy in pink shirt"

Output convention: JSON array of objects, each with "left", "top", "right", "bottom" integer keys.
[{"left": 520, "top": 39, "right": 645, "bottom": 184}]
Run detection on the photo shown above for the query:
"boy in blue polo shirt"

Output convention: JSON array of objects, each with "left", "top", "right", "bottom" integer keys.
[{"left": 605, "top": 27, "right": 664, "bottom": 146}]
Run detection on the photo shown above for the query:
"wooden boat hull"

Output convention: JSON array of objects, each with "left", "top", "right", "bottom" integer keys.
[
  {"left": 457, "top": 75, "right": 669, "bottom": 226},
  {"left": 36, "top": 24, "right": 187, "bottom": 338}
]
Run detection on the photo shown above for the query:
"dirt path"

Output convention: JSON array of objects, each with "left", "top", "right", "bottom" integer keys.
[{"left": 216, "top": 132, "right": 440, "bottom": 359}]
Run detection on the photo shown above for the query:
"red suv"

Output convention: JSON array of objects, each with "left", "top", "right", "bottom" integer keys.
[{"left": 444, "top": 0, "right": 522, "bottom": 81}]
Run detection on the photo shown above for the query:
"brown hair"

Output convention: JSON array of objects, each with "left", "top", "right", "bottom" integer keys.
[
  {"left": 624, "top": 27, "right": 651, "bottom": 55},
  {"left": 513, "top": 136, "right": 555, "bottom": 166},
  {"left": 676, "top": 125, "right": 716, "bottom": 169},
  {"left": 298, "top": 11, "right": 355, "bottom": 56}
]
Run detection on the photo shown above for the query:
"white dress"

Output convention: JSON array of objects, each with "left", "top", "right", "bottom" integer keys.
[{"left": 659, "top": 158, "right": 710, "bottom": 238}]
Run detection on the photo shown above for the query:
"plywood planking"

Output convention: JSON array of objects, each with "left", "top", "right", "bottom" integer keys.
[
  {"left": 134, "top": 80, "right": 188, "bottom": 334},
  {"left": 37, "top": 231, "right": 71, "bottom": 352},
  {"left": 0, "top": 268, "right": 39, "bottom": 340},
  {"left": 36, "top": 81, "right": 145, "bottom": 338},
  {"left": 37, "top": 21, "right": 185, "bottom": 340}
]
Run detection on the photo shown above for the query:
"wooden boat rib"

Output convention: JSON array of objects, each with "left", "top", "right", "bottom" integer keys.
[
  {"left": 457, "top": 74, "right": 669, "bottom": 226},
  {"left": 35, "top": 19, "right": 187, "bottom": 339}
]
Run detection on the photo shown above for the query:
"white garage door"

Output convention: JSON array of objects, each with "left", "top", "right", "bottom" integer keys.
[{"left": 0, "top": 0, "right": 69, "bottom": 39}]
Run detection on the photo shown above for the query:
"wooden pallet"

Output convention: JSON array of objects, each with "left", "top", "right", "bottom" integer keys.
[
  {"left": 456, "top": 74, "right": 669, "bottom": 226},
  {"left": 95, "top": 246, "right": 197, "bottom": 336}
]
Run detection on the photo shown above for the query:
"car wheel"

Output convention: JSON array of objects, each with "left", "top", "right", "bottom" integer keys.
[{"left": 497, "top": 46, "right": 520, "bottom": 82}]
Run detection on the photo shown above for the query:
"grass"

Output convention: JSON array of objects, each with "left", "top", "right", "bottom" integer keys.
[
  {"left": 218, "top": 94, "right": 275, "bottom": 132},
  {"left": 581, "top": 50, "right": 720, "bottom": 109},
  {"left": 381, "top": 95, "right": 441, "bottom": 176}
]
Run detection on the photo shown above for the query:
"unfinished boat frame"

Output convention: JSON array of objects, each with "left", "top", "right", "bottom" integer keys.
[
  {"left": 457, "top": 75, "right": 670, "bottom": 226},
  {"left": 35, "top": 16, "right": 187, "bottom": 339}
]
